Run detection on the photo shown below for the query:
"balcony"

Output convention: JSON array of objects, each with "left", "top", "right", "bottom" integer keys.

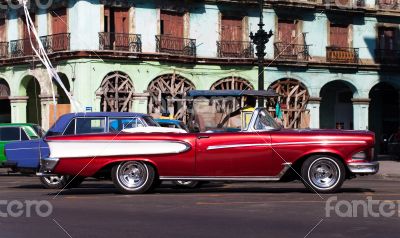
[
  {"left": 274, "top": 42, "right": 310, "bottom": 61},
  {"left": 40, "top": 33, "right": 70, "bottom": 53},
  {"left": 10, "top": 38, "right": 38, "bottom": 57},
  {"left": 376, "top": 0, "right": 398, "bottom": 9},
  {"left": 0, "top": 42, "right": 8, "bottom": 58},
  {"left": 375, "top": 49, "right": 400, "bottom": 63},
  {"left": 326, "top": 46, "right": 359, "bottom": 63},
  {"left": 217, "top": 41, "right": 254, "bottom": 58},
  {"left": 155, "top": 35, "right": 196, "bottom": 57},
  {"left": 99, "top": 32, "right": 142, "bottom": 52}
]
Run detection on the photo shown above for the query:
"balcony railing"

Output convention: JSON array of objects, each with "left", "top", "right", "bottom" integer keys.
[
  {"left": 375, "top": 49, "right": 400, "bottom": 63},
  {"left": 40, "top": 33, "right": 70, "bottom": 53},
  {"left": 0, "top": 42, "right": 8, "bottom": 58},
  {"left": 326, "top": 46, "right": 359, "bottom": 63},
  {"left": 99, "top": 32, "right": 142, "bottom": 52},
  {"left": 274, "top": 42, "right": 310, "bottom": 61},
  {"left": 217, "top": 41, "right": 254, "bottom": 58},
  {"left": 155, "top": 35, "right": 196, "bottom": 56},
  {"left": 10, "top": 38, "right": 38, "bottom": 57},
  {"left": 376, "top": 0, "right": 398, "bottom": 9}
]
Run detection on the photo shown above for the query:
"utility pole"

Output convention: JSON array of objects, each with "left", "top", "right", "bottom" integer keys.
[{"left": 249, "top": 0, "right": 273, "bottom": 107}]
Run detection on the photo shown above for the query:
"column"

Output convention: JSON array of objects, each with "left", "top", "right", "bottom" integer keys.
[
  {"left": 9, "top": 96, "right": 28, "bottom": 123},
  {"left": 352, "top": 98, "right": 371, "bottom": 130},
  {"left": 94, "top": 93, "right": 102, "bottom": 112},
  {"left": 307, "top": 97, "right": 321, "bottom": 129},
  {"left": 132, "top": 93, "right": 149, "bottom": 114}
]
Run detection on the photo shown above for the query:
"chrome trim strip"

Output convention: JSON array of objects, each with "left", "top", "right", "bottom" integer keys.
[
  {"left": 159, "top": 176, "right": 281, "bottom": 181},
  {"left": 272, "top": 141, "right": 367, "bottom": 146},
  {"left": 206, "top": 140, "right": 367, "bottom": 150},
  {"left": 207, "top": 143, "right": 269, "bottom": 150},
  {"left": 6, "top": 147, "right": 50, "bottom": 151},
  {"left": 160, "top": 163, "right": 292, "bottom": 181}
]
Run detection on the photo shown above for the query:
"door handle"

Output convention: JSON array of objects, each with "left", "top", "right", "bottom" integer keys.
[{"left": 197, "top": 135, "right": 210, "bottom": 139}]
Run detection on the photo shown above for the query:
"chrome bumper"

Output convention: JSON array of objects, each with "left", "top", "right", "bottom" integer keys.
[
  {"left": 347, "top": 161, "right": 379, "bottom": 175},
  {"left": 38, "top": 157, "right": 59, "bottom": 175}
]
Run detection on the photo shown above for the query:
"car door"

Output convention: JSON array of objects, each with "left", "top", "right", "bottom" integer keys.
[
  {"left": 195, "top": 131, "right": 273, "bottom": 176},
  {"left": 3, "top": 127, "right": 49, "bottom": 170}
]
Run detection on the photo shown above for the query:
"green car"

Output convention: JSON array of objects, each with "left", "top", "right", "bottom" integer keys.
[{"left": 0, "top": 123, "right": 44, "bottom": 166}]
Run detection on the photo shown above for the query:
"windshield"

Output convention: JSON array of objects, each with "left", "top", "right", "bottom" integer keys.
[
  {"left": 254, "top": 109, "right": 281, "bottom": 131},
  {"left": 143, "top": 116, "right": 160, "bottom": 127}
]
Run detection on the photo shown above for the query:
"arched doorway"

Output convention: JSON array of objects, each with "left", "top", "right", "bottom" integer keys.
[
  {"left": 210, "top": 77, "right": 254, "bottom": 90},
  {"left": 269, "top": 78, "right": 310, "bottom": 128},
  {"left": 320, "top": 81, "right": 354, "bottom": 130},
  {"left": 0, "top": 79, "right": 11, "bottom": 123},
  {"left": 98, "top": 71, "right": 134, "bottom": 112},
  {"left": 148, "top": 73, "right": 195, "bottom": 122},
  {"left": 24, "top": 77, "right": 42, "bottom": 125},
  {"left": 369, "top": 82, "right": 399, "bottom": 154}
]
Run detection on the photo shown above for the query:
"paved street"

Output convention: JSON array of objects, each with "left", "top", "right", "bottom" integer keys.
[{"left": 0, "top": 172, "right": 399, "bottom": 238}]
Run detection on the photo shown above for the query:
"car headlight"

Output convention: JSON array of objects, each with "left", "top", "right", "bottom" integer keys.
[{"left": 352, "top": 151, "right": 367, "bottom": 161}]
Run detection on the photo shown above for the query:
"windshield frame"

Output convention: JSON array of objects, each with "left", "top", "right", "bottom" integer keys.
[{"left": 249, "top": 108, "right": 281, "bottom": 132}]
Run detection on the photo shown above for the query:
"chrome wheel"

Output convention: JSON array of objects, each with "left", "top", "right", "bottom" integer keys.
[
  {"left": 173, "top": 180, "right": 200, "bottom": 188},
  {"left": 308, "top": 158, "right": 340, "bottom": 189},
  {"left": 112, "top": 161, "right": 156, "bottom": 194},
  {"left": 39, "top": 175, "right": 69, "bottom": 189},
  {"left": 43, "top": 175, "right": 64, "bottom": 185},
  {"left": 117, "top": 161, "right": 148, "bottom": 190}
]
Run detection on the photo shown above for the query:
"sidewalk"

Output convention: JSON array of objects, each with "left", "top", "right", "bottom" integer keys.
[{"left": 376, "top": 160, "right": 400, "bottom": 179}]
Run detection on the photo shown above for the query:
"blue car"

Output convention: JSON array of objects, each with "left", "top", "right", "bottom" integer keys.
[{"left": 5, "top": 112, "right": 159, "bottom": 188}]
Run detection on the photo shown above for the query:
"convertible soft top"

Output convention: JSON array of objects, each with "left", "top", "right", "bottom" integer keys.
[{"left": 187, "top": 89, "right": 279, "bottom": 97}]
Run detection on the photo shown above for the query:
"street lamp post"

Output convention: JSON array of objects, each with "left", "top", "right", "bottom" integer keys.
[{"left": 249, "top": 0, "right": 273, "bottom": 107}]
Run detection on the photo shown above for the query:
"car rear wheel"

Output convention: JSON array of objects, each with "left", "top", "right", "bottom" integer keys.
[
  {"left": 39, "top": 175, "right": 68, "bottom": 189},
  {"left": 112, "top": 161, "right": 155, "bottom": 194},
  {"left": 39, "top": 175, "right": 85, "bottom": 189},
  {"left": 173, "top": 180, "right": 200, "bottom": 188},
  {"left": 301, "top": 155, "right": 345, "bottom": 193}
]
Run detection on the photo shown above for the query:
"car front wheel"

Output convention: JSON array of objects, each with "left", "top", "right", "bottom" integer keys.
[
  {"left": 301, "top": 155, "right": 345, "bottom": 193},
  {"left": 112, "top": 161, "right": 155, "bottom": 194}
]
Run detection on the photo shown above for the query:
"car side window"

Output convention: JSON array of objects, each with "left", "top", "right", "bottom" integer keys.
[
  {"left": 63, "top": 119, "right": 76, "bottom": 135},
  {"left": 20, "top": 129, "right": 30, "bottom": 141},
  {"left": 109, "top": 118, "right": 144, "bottom": 132},
  {"left": 0, "top": 127, "right": 20, "bottom": 141},
  {"left": 75, "top": 118, "right": 106, "bottom": 134}
]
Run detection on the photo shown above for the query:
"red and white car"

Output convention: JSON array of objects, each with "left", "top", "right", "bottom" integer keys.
[{"left": 40, "top": 108, "right": 378, "bottom": 194}]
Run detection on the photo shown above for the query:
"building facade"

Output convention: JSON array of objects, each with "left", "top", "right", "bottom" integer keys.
[{"left": 0, "top": 0, "right": 398, "bottom": 152}]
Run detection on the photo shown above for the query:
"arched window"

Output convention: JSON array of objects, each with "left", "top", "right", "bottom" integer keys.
[
  {"left": 148, "top": 73, "right": 195, "bottom": 122},
  {"left": 99, "top": 71, "right": 134, "bottom": 112},
  {"left": 269, "top": 78, "right": 309, "bottom": 128}
]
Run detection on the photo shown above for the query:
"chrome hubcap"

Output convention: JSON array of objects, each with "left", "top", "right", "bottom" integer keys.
[
  {"left": 309, "top": 158, "right": 339, "bottom": 189},
  {"left": 118, "top": 161, "right": 148, "bottom": 189},
  {"left": 176, "top": 181, "right": 194, "bottom": 186},
  {"left": 44, "top": 176, "right": 64, "bottom": 185}
]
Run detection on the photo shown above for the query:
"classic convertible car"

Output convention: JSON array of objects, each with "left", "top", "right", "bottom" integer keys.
[{"left": 39, "top": 108, "right": 379, "bottom": 194}]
